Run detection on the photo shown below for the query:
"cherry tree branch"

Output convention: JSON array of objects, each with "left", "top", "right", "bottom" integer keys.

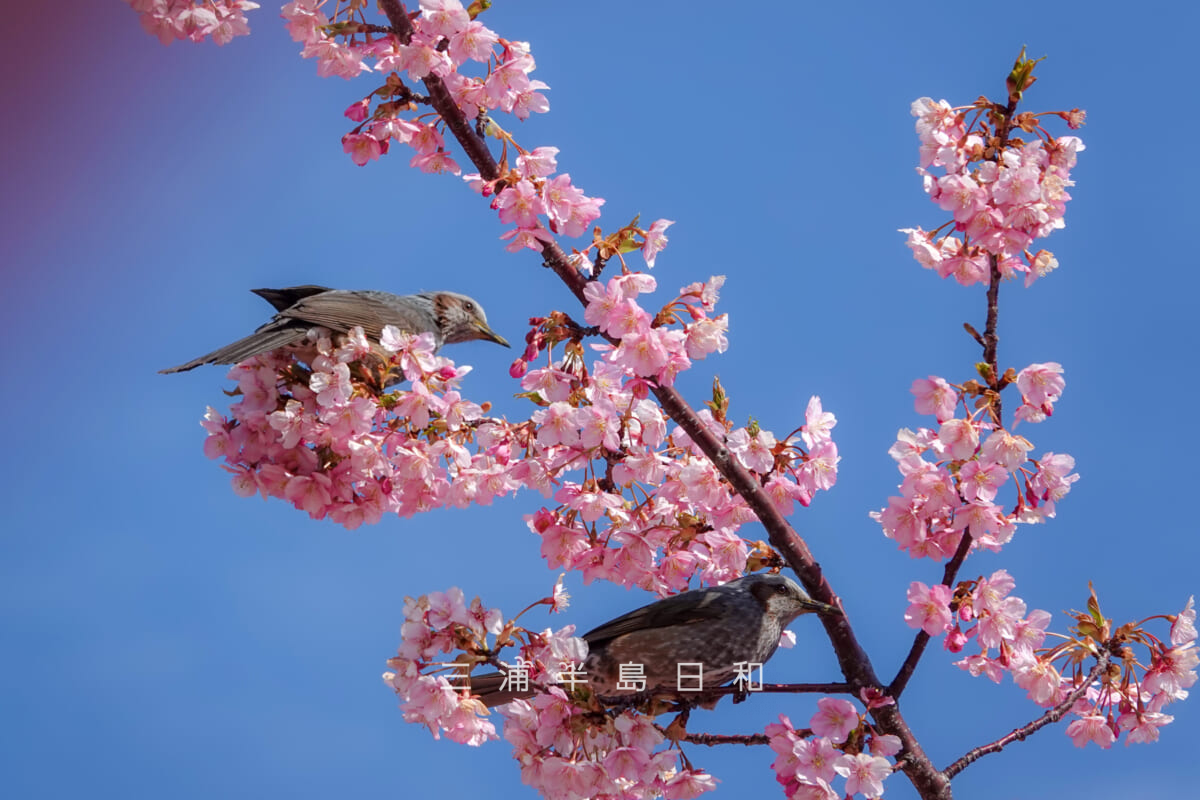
[
  {"left": 889, "top": 531, "right": 973, "bottom": 697},
  {"left": 942, "top": 652, "right": 1110, "bottom": 778},
  {"left": 675, "top": 731, "right": 771, "bottom": 747},
  {"left": 379, "top": 5, "right": 953, "bottom": 797}
]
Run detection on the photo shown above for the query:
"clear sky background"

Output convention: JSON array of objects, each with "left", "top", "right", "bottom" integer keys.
[{"left": 2, "top": 2, "right": 1197, "bottom": 798}]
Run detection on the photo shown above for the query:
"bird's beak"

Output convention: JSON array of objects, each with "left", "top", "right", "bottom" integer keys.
[
  {"left": 474, "top": 321, "right": 511, "bottom": 348},
  {"left": 803, "top": 598, "right": 842, "bottom": 616}
]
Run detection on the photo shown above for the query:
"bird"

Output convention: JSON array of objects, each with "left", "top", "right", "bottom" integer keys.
[
  {"left": 159, "top": 285, "right": 510, "bottom": 374},
  {"left": 469, "top": 572, "right": 838, "bottom": 708}
]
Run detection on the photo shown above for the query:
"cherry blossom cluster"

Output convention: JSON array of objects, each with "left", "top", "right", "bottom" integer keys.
[
  {"left": 900, "top": 97, "right": 1084, "bottom": 287},
  {"left": 766, "top": 698, "right": 900, "bottom": 800},
  {"left": 499, "top": 694, "right": 718, "bottom": 800},
  {"left": 281, "top": 1, "right": 666, "bottom": 267},
  {"left": 278, "top": 0, "right": 553, "bottom": 169},
  {"left": 198, "top": 271, "right": 836, "bottom": 602},
  {"left": 382, "top": 586, "right": 505, "bottom": 746},
  {"left": 905, "top": 572, "right": 1197, "bottom": 748},
  {"left": 124, "top": 0, "right": 259, "bottom": 45},
  {"left": 871, "top": 363, "right": 1076, "bottom": 560},
  {"left": 382, "top": 581, "right": 719, "bottom": 799},
  {"left": 382, "top": 578, "right": 581, "bottom": 746},
  {"left": 476, "top": 147, "right": 667, "bottom": 265},
  {"left": 281, "top": 3, "right": 529, "bottom": 154},
  {"left": 199, "top": 328, "right": 539, "bottom": 527},
  {"left": 905, "top": 569, "right": 1053, "bottom": 683},
  {"left": 1061, "top": 594, "right": 1196, "bottom": 748},
  {"left": 515, "top": 273, "right": 838, "bottom": 594}
]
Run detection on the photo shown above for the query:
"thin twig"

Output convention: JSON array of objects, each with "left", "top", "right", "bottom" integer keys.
[
  {"left": 704, "top": 682, "right": 855, "bottom": 697},
  {"left": 943, "top": 653, "right": 1110, "bottom": 778},
  {"left": 680, "top": 732, "right": 771, "bottom": 747}
]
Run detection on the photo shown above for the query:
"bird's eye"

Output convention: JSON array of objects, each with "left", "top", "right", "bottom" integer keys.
[{"left": 464, "top": 301, "right": 475, "bottom": 311}]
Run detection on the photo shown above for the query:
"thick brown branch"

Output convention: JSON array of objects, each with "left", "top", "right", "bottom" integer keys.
[
  {"left": 378, "top": 4, "right": 952, "bottom": 796},
  {"left": 943, "top": 653, "right": 1111, "bottom": 778}
]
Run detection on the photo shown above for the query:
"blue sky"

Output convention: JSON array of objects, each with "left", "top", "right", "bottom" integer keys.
[{"left": 2, "top": 2, "right": 1197, "bottom": 798}]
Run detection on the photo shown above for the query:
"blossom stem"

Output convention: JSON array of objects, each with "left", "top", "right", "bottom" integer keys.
[{"left": 670, "top": 730, "right": 772, "bottom": 747}]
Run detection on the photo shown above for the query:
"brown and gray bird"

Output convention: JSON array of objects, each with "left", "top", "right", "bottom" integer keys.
[
  {"left": 471, "top": 572, "right": 837, "bottom": 708},
  {"left": 160, "top": 285, "right": 509, "bottom": 374}
]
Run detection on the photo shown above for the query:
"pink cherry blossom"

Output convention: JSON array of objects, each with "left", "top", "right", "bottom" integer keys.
[
  {"left": 1012, "top": 658, "right": 1062, "bottom": 706},
  {"left": 641, "top": 219, "right": 674, "bottom": 267},
  {"left": 1016, "top": 362, "right": 1065, "bottom": 414},
  {"left": 979, "top": 429, "right": 1033, "bottom": 471},
  {"left": 517, "top": 146, "right": 559, "bottom": 178},
  {"left": 1066, "top": 715, "right": 1116, "bottom": 749},
  {"left": 834, "top": 752, "right": 892, "bottom": 798},
  {"left": 801, "top": 396, "right": 837, "bottom": 448},
  {"left": 542, "top": 174, "right": 604, "bottom": 238},
  {"left": 448, "top": 20, "right": 500, "bottom": 65},
  {"left": 911, "top": 376, "right": 957, "bottom": 422},
  {"left": 958, "top": 460, "right": 1008, "bottom": 503},
  {"left": 510, "top": 79, "right": 551, "bottom": 121},
  {"left": 342, "top": 132, "right": 386, "bottom": 166},
  {"left": 684, "top": 315, "right": 729, "bottom": 359},
  {"left": 499, "top": 225, "right": 553, "bottom": 252},
  {"left": 905, "top": 582, "right": 953, "bottom": 636},
  {"left": 809, "top": 697, "right": 859, "bottom": 744},
  {"left": 1118, "top": 711, "right": 1174, "bottom": 745},
  {"left": 794, "top": 736, "right": 840, "bottom": 783},
  {"left": 281, "top": 0, "right": 327, "bottom": 44},
  {"left": 1172, "top": 597, "right": 1197, "bottom": 647},
  {"left": 1143, "top": 644, "right": 1199, "bottom": 700},
  {"left": 726, "top": 427, "right": 777, "bottom": 474},
  {"left": 419, "top": 0, "right": 469, "bottom": 39},
  {"left": 933, "top": 173, "right": 987, "bottom": 222},
  {"left": 494, "top": 180, "right": 547, "bottom": 228},
  {"left": 937, "top": 418, "right": 979, "bottom": 460}
]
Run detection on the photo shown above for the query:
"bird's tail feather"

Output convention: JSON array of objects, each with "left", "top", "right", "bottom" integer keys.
[
  {"left": 469, "top": 671, "right": 537, "bottom": 708},
  {"left": 158, "top": 328, "right": 308, "bottom": 373},
  {"left": 251, "top": 286, "right": 332, "bottom": 312}
]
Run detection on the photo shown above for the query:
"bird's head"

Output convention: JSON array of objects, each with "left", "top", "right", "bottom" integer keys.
[
  {"left": 746, "top": 573, "right": 841, "bottom": 626},
  {"left": 424, "top": 291, "right": 510, "bottom": 348}
]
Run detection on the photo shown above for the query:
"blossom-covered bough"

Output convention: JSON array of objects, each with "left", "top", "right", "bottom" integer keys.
[{"left": 132, "top": 3, "right": 1196, "bottom": 798}]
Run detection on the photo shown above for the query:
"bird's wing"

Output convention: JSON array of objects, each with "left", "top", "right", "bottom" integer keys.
[
  {"left": 582, "top": 588, "right": 735, "bottom": 647},
  {"left": 273, "top": 291, "right": 425, "bottom": 342}
]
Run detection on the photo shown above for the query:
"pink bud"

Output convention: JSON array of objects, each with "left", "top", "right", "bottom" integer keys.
[{"left": 344, "top": 98, "right": 369, "bottom": 122}]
